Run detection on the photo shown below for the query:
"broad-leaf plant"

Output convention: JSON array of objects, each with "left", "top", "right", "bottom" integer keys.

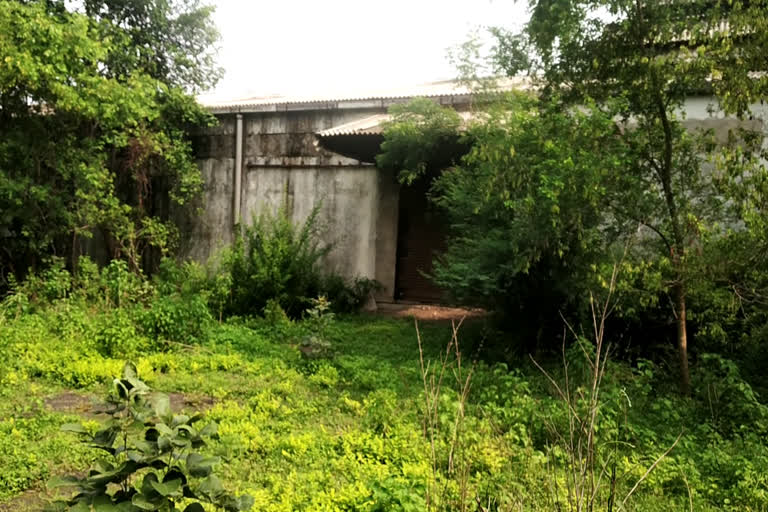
[{"left": 46, "top": 363, "right": 253, "bottom": 512}]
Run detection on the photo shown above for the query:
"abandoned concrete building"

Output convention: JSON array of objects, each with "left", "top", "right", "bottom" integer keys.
[
  {"left": 188, "top": 81, "right": 767, "bottom": 305},
  {"left": 188, "top": 81, "right": 489, "bottom": 304}
]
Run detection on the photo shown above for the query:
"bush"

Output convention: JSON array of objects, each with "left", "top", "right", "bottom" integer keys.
[
  {"left": 152, "top": 258, "right": 211, "bottom": 298},
  {"left": 48, "top": 363, "right": 253, "bottom": 512},
  {"left": 321, "top": 275, "right": 381, "bottom": 314},
  {"left": 223, "top": 207, "right": 330, "bottom": 318},
  {"left": 95, "top": 307, "right": 148, "bottom": 357},
  {"left": 221, "top": 207, "right": 379, "bottom": 319},
  {"left": 140, "top": 294, "right": 212, "bottom": 345}
]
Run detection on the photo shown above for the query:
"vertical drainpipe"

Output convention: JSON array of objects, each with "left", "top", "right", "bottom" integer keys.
[{"left": 234, "top": 113, "right": 243, "bottom": 227}]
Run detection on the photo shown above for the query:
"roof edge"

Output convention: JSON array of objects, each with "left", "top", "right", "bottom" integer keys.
[
  {"left": 205, "top": 93, "right": 475, "bottom": 115},
  {"left": 200, "top": 77, "right": 528, "bottom": 114}
]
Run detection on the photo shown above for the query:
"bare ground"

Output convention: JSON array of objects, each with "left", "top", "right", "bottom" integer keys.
[
  {"left": 0, "top": 487, "right": 51, "bottom": 512},
  {"left": 44, "top": 390, "right": 215, "bottom": 416},
  {"left": 374, "top": 302, "right": 486, "bottom": 321}
]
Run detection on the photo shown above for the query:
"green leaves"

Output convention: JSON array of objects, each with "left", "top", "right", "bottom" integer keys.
[
  {"left": 47, "top": 364, "right": 252, "bottom": 512},
  {"left": 60, "top": 423, "right": 88, "bottom": 434},
  {"left": 186, "top": 453, "right": 220, "bottom": 477},
  {"left": 0, "top": 0, "right": 213, "bottom": 282},
  {"left": 475, "top": 0, "right": 768, "bottom": 392},
  {"left": 377, "top": 98, "right": 465, "bottom": 185},
  {"left": 397, "top": 92, "right": 622, "bottom": 326}
]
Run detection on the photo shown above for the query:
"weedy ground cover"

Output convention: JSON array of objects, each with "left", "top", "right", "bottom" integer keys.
[{"left": 1, "top": 298, "right": 768, "bottom": 511}]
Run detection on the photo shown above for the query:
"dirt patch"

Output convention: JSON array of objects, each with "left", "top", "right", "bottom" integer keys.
[
  {"left": 44, "top": 392, "right": 100, "bottom": 417},
  {"left": 44, "top": 391, "right": 215, "bottom": 418},
  {"left": 0, "top": 487, "right": 51, "bottom": 512},
  {"left": 167, "top": 392, "right": 216, "bottom": 412},
  {"left": 375, "top": 303, "right": 486, "bottom": 321}
]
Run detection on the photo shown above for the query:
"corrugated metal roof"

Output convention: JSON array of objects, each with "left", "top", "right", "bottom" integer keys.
[
  {"left": 316, "top": 114, "right": 389, "bottom": 136},
  {"left": 199, "top": 78, "right": 527, "bottom": 113},
  {"left": 316, "top": 111, "right": 478, "bottom": 137}
]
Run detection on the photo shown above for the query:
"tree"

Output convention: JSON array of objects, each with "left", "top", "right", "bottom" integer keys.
[
  {"left": 490, "top": 0, "right": 768, "bottom": 394},
  {"left": 82, "top": 0, "right": 222, "bottom": 92},
  {"left": 378, "top": 94, "right": 631, "bottom": 352},
  {"left": 0, "top": 0, "right": 216, "bottom": 284}
]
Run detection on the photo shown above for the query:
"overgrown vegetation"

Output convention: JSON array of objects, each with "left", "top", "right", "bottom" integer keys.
[
  {"left": 221, "top": 208, "right": 378, "bottom": 319},
  {"left": 0, "top": 0, "right": 218, "bottom": 285},
  {"left": 48, "top": 363, "right": 252, "bottom": 512},
  {"left": 2, "top": 277, "right": 768, "bottom": 510},
  {"left": 378, "top": 0, "right": 768, "bottom": 396},
  {"left": 3, "top": 0, "right": 768, "bottom": 509}
]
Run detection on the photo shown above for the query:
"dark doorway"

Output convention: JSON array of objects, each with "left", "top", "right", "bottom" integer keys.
[{"left": 394, "top": 181, "right": 447, "bottom": 303}]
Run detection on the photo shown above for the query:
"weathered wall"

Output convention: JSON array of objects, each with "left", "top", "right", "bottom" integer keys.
[
  {"left": 180, "top": 116, "right": 236, "bottom": 264},
  {"left": 241, "top": 166, "right": 378, "bottom": 277},
  {"left": 186, "top": 107, "right": 400, "bottom": 301}
]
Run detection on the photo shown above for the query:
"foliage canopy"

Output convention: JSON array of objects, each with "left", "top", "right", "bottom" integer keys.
[
  {"left": 0, "top": 0, "right": 218, "bottom": 284},
  {"left": 379, "top": 0, "right": 768, "bottom": 390}
]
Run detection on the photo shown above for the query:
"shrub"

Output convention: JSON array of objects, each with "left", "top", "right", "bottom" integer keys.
[
  {"left": 99, "top": 260, "right": 153, "bottom": 308},
  {"left": 95, "top": 307, "right": 148, "bottom": 357},
  {"left": 308, "top": 363, "right": 340, "bottom": 388},
  {"left": 152, "top": 258, "right": 211, "bottom": 298},
  {"left": 0, "top": 258, "right": 72, "bottom": 314},
  {"left": 224, "top": 207, "right": 331, "bottom": 318},
  {"left": 321, "top": 275, "right": 382, "bottom": 314},
  {"left": 694, "top": 354, "right": 768, "bottom": 437},
  {"left": 140, "top": 294, "right": 212, "bottom": 345},
  {"left": 298, "top": 296, "right": 335, "bottom": 360},
  {"left": 219, "top": 208, "right": 383, "bottom": 319}
]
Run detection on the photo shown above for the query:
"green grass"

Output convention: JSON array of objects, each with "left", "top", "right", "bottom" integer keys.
[{"left": 1, "top": 303, "right": 768, "bottom": 511}]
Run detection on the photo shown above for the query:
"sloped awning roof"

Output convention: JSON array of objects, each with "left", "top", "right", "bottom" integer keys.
[
  {"left": 316, "top": 111, "right": 478, "bottom": 138},
  {"left": 315, "top": 111, "right": 479, "bottom": 164},
  {"left": 316, "top": 114, "right": 390, "bottom": 137}
]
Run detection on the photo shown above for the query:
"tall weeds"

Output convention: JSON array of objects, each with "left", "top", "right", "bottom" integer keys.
[
  {"left": 416, "top": 318, "right": 476, "bottom": 511},
  {"left": 532, "top": 264, "right": 682, "bottom": 511}
]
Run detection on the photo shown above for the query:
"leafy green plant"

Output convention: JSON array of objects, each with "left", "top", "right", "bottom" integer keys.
[
  {"left": 370, "top": 476, "right": 426, "bottom": 512},
  {"left": 140, "top": 294, "right": 212, "bottom": 346},
  {"left": 101, "top": 260, "right": 153, "bottom": 309},
  {"left": 320, "top": 275, "right": 382, "bottom": 314},
  {"left": 152, "top": 260, "right": 211, "bottom": 299},
  {"left": 95, "top": 308, "right": 148, "bottom": 357},
  {"left": 47, "top": 363, "right": 253, "bottom": 512},
  {"left": 695, "top": 353, "right": 768, "bottom": 437},
  {"left": 220, "top": 207, "right": 379, "bottom": 320},
  {"left": 224, "top": 207, "right": 330, "bottom": 318},
  {"left": 298, "top": 297, "right": 335, "bottom": 360}
]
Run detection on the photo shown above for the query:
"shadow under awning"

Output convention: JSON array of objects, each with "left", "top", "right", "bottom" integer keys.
[
  {"left": 316, "top": 133, "right": 384, "bottom": 164},
  {"left": 314, "top": 114, "right": 388, "bottom": 163},
  {"left": 315, "top": 111, "right": 477, "bottom": 164}
]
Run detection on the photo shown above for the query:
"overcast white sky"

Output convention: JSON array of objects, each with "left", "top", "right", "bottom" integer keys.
[{"left": 208, "top": 0, "right": 529, "bottom": 99}]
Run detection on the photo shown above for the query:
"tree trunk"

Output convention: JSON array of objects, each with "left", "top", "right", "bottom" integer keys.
[
  {"left": 653, "top": 87, "right": 692, "bottom": 396},
  {"left": 673, "top": 281, "right": 691, "bottom": 396}
]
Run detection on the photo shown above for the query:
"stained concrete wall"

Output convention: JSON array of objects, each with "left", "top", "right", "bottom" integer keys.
[
  {"left": 186, "top": 107, "right": 400, "bottom": 301},
  {"left": 241, "top": 166, "right": 378, "bottom": 277}
]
